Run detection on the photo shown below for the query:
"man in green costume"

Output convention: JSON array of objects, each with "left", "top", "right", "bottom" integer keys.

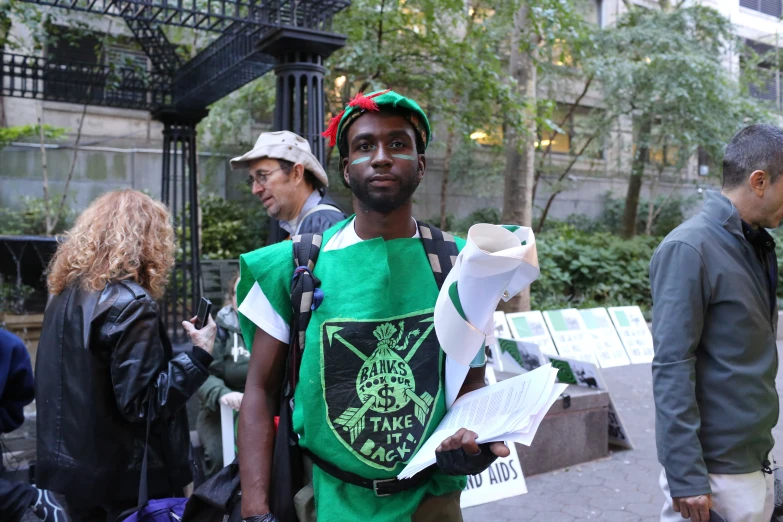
[{"left": 236, "top": 90, "right": 509, "bottom": 522}]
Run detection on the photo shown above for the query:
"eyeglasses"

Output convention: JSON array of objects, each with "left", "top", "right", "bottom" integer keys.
[{"left": 245, "top": 167, "right": 284, "bottom": 188}]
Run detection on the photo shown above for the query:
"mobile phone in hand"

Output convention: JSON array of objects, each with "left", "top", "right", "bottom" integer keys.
[
  {"left": 709, "top": 510, "right": 727, "bottom": 522},
  {"left": 195, "top": 297, "right": 212, "bottom": 330}
]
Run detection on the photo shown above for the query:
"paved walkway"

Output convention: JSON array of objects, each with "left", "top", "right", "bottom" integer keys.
[{"left": 463, "top": 343, "right": 783, "bottom": 522}]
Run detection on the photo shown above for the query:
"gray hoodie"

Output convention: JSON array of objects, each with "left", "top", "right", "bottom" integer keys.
[{"left": 649, "top": 190, "right": 778, "bottom": 498}]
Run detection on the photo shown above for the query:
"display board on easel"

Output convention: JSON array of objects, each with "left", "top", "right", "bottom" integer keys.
[
  {"left": 608, "top": 306, "right": 654, "bottom": 364},
  {"left": 505, "top": 311, "right": 558, "bottom": 356},
  {"left": 544, "top": 354, "right": 634, "bottom": 449},
  {"left": 578, "top": 308, "right": 632, "bottom": 368},
  {"left": 541, "top": 309, "right": 599, "bottom": 365}
]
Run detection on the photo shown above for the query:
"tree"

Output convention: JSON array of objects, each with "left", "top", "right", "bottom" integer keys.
[
  {"left": 585, "top": 2, "right": 770, "bottom": 238},
  {"left": 324, "top": 0, "right": 519, "bottom": 218}
]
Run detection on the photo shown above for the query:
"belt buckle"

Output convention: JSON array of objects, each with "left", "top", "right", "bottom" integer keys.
[{"left": 373, "top": 478, "right": 396, "bottom": 497}]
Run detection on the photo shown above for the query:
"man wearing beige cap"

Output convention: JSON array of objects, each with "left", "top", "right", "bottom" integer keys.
[{"left": 230, "top": 131, "right": 345, "bottom": 239}]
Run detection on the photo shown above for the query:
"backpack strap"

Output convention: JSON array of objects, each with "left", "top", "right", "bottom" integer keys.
[
  {"left": 417, "top": 221, "right": 459, "bottom": 291},
  {"left": 288, "top": 233, "right": 324, "bottom": 388}
]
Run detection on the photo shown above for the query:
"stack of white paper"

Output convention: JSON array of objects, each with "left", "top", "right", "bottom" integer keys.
[{"left": 398, "top": 364, "right": 567, "bottom": 479}]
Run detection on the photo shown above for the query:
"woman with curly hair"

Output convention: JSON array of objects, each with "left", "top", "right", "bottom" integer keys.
[{"left": 34, "top": 189, "right": 217, "bottom": 522}]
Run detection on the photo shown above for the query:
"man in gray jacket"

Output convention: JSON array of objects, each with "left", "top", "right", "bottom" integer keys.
[{"left": 650, "top": 123, "right": 783, "bottom": 522}]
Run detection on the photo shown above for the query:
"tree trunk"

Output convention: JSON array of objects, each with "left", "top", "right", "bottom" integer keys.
[
  {"left": 500, "top": 0, "right": 537, "bottom": 313},
  {"left": 51, "top": 102, "right": 88, "bottom": 233},
  {"left": 440, "top": 129, "right": 455, "bottom": 230},
  {"left": 535, "top": 131, "right": 597, "bottom": 233},
  {"left": 38, "top": 115, "right": 52, "bottom": 235},
  {"left": 622, "top": 114, "right": 652, "bottom": 238},
  {"left": 644, "top": 165, "right": 664, "bottom": 236}
]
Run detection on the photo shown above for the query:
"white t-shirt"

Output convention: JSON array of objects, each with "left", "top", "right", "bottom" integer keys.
[{"left": 238, "top": 217, "right": 419, "bottom": 343}]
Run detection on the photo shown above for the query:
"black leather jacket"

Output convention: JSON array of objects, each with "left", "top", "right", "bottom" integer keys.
[{"left": 35, "top": 280, "right": 212, "bottom": 503}]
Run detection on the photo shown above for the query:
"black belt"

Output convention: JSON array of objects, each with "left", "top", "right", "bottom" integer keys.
[{"left": 301, "top": 448, "right": 436, "bottom": 497}]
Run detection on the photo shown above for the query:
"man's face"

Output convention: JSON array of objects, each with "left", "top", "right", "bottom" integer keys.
[
  {"left": 247, "top": 157, "right": 299, "bottom": 220},
  {"left": 758, "top": 173, "right": 783, "bottom": 228},
  {"left": 342, "top": 112, "right": 425, "bottom": 213}
]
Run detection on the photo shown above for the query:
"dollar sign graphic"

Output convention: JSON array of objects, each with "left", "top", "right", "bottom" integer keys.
[{"left": 378, "top": 384, "right": 396, "bottom": 412}]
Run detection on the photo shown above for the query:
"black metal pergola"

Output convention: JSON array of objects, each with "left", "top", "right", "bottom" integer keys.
[{"left": 1, "top": 0, "right": 348, "bottom": 338}]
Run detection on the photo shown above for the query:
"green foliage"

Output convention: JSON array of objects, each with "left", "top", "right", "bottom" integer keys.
[
  {"left": 198, "top": 75, "right": 276, "bottom": 152},
  {"left": 531, "top": 224, "right": 659, "bottom": 312},
  {"left": 0, "top": 125, "right": 67, "bottom": 148},
  {"left": 0, "top": 195, "right": 74, "bottom": 236},
  {"left": 200, "top": 193, "right": 269, "bottom": 259},
  {"left": 586, "top": 4, "right": 770, "bottom": 174},
  {"left": 565, "top": 192, "right": 697, "bottom": 237},
  {"left": 435, "top": 206, "right": 503, "bottom": 238},
  {"left": 0, "top": 282, "right": 35, "bottom": 315}
]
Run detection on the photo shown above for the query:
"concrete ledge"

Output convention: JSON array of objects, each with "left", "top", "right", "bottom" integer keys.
[{"left": 515, "top": 384, "right": 610, "bottom": 477}]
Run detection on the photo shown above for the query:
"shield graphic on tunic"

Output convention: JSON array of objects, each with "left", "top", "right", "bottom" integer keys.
[{"left": 321, "top": 311, "right": 442, "bottom": 471}]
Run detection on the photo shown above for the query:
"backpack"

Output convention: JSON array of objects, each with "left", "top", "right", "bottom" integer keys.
[{"left": 269, "top": 221, "right": 459, "bottom": 522}]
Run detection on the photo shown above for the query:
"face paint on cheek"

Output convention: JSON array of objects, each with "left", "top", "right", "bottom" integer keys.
[
  {"left": 351, "top": 156, "right": 371, "bottom": 165},
  {"left": 392, "top": 154, "right": 416, "bottom": 161}
]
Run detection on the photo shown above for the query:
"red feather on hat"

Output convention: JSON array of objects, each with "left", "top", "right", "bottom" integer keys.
[
  {"left": 322, "top": 109, "right": 345, "bottom": 147},
  {"left": 321, "top": 89, "right": 393, "bottom": 147}
]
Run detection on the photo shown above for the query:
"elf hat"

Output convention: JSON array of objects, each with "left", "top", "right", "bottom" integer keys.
[{"left": 322, "top": 89, "right": 431, "bottom": 153}]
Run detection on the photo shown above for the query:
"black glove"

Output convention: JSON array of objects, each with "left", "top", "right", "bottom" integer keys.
[
  {"left": 435, "top": 442, "right": 500, "bottom": 476},
  {"left": 243, "top": 515, "right": 279, "bottom": 522}
]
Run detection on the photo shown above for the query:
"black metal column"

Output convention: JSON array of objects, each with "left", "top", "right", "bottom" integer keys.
[
  {"left": 259, "top": 28, "right": 346, "bottom": 244},
  {"left": 273, "top": 53, "right": 326, "bottom": 164},
  {"left": 157, "top": 110, "right": 207, "bottom": 342}
]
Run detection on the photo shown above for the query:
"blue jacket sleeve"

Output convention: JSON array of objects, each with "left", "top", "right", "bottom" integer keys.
[
  {"left": 650, "top": 240, "right": 712, "bottom": 498},
  {"left": 0, "top": 330, "right": 34, "bottom": 433}
]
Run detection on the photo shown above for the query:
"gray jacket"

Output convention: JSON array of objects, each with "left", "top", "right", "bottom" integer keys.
[{"left": 649, "top": 190, "right": 778, "bottom": 498}]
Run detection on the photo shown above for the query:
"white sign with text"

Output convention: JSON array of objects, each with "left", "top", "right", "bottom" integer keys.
[
  {"left": 578, "top": 308, "right": 632, "bottom": 368},
  {"left": 460, "top": 444, "right": 527, "bottom": 508},
  {"left": 544, "top": 354, "right": 634, "bottom": 449},
  {"left": 608, "top": 306, "right": 654, "bottom": 364},
  {"left": 505, "top": 311, "right": 558, "bottom": 357},
  {"left": 542, "top": 309, "right": 600, "bottom": 365}
]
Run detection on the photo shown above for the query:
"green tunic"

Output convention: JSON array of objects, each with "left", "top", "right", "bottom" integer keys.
[{"left": 237, "top": 220, "right": 467, "bottom": 522}]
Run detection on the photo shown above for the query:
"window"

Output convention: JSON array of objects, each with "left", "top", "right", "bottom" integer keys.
[
  {"left": 632, "top": 118, "right": 681, "bottom": 167},
  {"left": 740, "top": 0, "right": 782, "bottom": 18},
  {"left": 45, "top": 27, "right": 149, "bottom": 106},
  {"left": 742, "top": 39, "right": 780, "bottom": 105},
  {"left": 537, "top": 105, "right": 604, "bottom": 159},
  {"left": 648, "top": 144, "right": 679, "bottom": 166},
  {"left": 469, "top": 128, "right": 503, "bottom": 146},
  {"left": 577, "top": 0, "right": 602, "bottom": 26},
  {"left": 45, "top": 28, "right": 104, "bottom": 103}
]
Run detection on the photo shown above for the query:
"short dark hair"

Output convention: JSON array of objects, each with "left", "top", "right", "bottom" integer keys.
[
  {"left": 722, "top": 124, "right": 783, "bottom": 189},
  {"left": 277, "top": 158, "right": 324, "bottom": 191}
]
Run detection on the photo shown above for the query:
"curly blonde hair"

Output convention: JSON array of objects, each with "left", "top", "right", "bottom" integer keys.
[{"left": 47, "top": 189, "right": 176, "bottom": 299}]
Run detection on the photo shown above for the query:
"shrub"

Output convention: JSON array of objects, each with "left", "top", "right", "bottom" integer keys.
[
  {"left": 0, "top": 282, "right": 35, "bottom": 315},
  {"left": 531, "top": 224, "right": 659, "bottom": 312},
  {"left": 200, "top": 193, "right": 269, "bottom": 259},
  {"left": 593, "top": 192, "right": 697, "bottom": 237},
  {"left": 0, "top": 195, "right": 74, "bottom": 236}
]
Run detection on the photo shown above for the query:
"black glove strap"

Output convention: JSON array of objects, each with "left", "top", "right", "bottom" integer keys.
[
  {"left": 243, "top": 514, "right": 278, "bottom": 522},
  {"left": 435, "top": 442, "right": 499, "bottom": 476}
]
